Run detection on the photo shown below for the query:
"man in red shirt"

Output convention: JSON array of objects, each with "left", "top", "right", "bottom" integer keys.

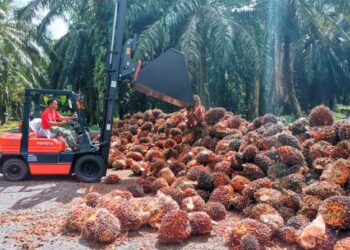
[{"left": 39, "top": 99, "right": 77, "bottom": 149}]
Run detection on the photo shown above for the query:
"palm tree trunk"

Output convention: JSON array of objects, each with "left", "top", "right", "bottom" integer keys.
[
  {"left": 199, "top": 47, "right": 209, "bottom": 108},
  {"left": 253, "top": 78, "right": 260, "bottom": 118}
]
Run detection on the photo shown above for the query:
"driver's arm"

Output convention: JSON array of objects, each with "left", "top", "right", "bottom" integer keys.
[{"left": 57, "top": 113, "right": 76, "bottom": 121}]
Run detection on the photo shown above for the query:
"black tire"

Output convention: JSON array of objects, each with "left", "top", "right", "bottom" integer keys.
[
  {"left": 74, "top": 155, "right": 106, "bottom": 183},
  {"left": 2, "top": 158, "right": 29, "bottom": 181}
]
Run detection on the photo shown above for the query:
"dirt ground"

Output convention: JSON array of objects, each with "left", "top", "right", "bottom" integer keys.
[{"left": 0, "top": 170, "right": 237, "bottom": 250}]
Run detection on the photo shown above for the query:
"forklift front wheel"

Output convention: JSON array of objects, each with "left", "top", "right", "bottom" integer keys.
[
  {"left": 2, "top": 158, "right": 29, "bottom": 181},
  {"left": 74, "top": 155, "right": 106, "bottom": 183}
]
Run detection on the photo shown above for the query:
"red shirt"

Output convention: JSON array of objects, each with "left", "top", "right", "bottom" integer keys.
[{"left": 41, "top": 108, "right": 60, "bottom": 130}]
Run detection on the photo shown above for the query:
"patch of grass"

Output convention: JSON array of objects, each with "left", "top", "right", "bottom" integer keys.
[{"left": 0, "top": 121, "right": 19, "bottom": 132}]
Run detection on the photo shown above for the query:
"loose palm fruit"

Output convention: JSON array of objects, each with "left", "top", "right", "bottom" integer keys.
[
  {"left": 209, "top": 185, "right": 235, "bottom": 209},
  {"left": 230, "top": 175, "right": 251, "bottom": 193},
  {"left": 240, "top": 234, "right": 261, "bottom": 250},
  {"left": 65, "top": 204, "right": 95, "bottom": 233}
]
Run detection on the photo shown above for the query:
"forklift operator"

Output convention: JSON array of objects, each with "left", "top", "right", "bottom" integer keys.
[{"left": 38, "top": 99, "right": 77, "bottom": 150}]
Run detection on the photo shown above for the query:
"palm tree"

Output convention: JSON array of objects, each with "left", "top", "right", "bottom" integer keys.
[{"left": 0, "top": 0, "right": 47, "bottom": 125}]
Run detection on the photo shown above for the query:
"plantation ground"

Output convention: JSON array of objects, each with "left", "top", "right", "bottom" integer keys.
[{"left": 0, "top": 170, "right": 232, "bottom": 250}]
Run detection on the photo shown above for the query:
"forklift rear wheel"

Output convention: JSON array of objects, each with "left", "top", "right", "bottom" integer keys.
[
  {"left": 2, "top": 158, "right": 29, "bottom": 181},
  {"left": 74, "top": 155, "right": 105, "bottom": 183}
]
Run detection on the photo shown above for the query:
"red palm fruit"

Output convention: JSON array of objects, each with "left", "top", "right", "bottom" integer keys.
[
  {"left": 242, "top": 163, "right": 265, "bottom": 180},
  {"left": 254, "top": 154, "right": 274, "bottom": 173},
  {"left": 287, "top": 214, "right": 310, "bottom": 229},
  {"left": 164, "top": 138, "right": 176, "bottom": 148},
  {"left": 309, "top": 141, "right": 334, "bottom": 160},
  {"left": 127, "top": 184, "right": 145, "bottom": 197},
  {"left": 168, "top": 161, "right": 186, "bottom": 176},
  {"left": 254, "top": 188, "right": 284, "bottom": 208},
  {"left": 204, "top": 202, "right": 227, "bottom": 221},
  {"left": 205, "top": 108, "right": 226, "bottom": 124},
  {"left": 303, "top": 181, "right": 345, "bottom": 199},
  {"left": 84, "top": 192, "right": 101, "bottom": 207},
  {"left": 213, "top": 172, "right": 230, "bottom": 187},
  {"left": 160, "top": 187, "right": 184, "bottom": 204},
  {"left": 278, "top": 226, "right": 298, "bottom": 244},
  {"left": 309, "top": 105, "right": 334, "bottom": 127},
  {"left": 242, "top": 145, "right": 259, "bottom": 162},
  {"left": 278, "top": 146, "right": 304, "bottom": 166},
  {"left": 242, "top": 178, "right": 272, "bottom": 198},
  {"left": 188, "top": 212, "right": 212, "bottom": 235},
  {"left": 158, "top": 210, "right": 191, "bottom": 244},
  {"left": 65, "top": 204, "right": 95, "bottom": 233},
  {"left": 152, "top": 178, "right": 169, "bottom": 193},
  {"left": 251, "top": 203, "right": 284, "bottom": 232},
  {"left": 226, "top": 116, "right": 242, "bottom": 129},
  {"left": 320, "top": 159, "right": 350, "bottom": 186},
  {"left": 158, "top": 168, "right": 176, "bottom": 185},
  {"left": 334, "top": 237, "right": 350, "bottom": 250},
  {"left": 231, "top": 195, "right": 251, "bottom": 212},
  {"left": 214, "top": 161, "right": 232, "bottom": 176},
  {"left": 240, "top": 234, "right": 261, "bottom": 250},
  {"left": 299, "top": 195, "right": 321, "bottom": 219},
  {"left": 82, "top": 209, "right": 121, "bottom": 243},
  {"left": 126, "top": 151, "right": 144, "bottom": 161},
  {"left": 277, "top": 206, "right": 296, "bottom": 222},
  {"left": 136, "top": 178, "right": 153, "bottom": 193},
  {"left": 279, "top": 173, "right": 305, "bottom": 193},
  {"left": 312, "top": 126, "right": 337, "bottom": 143},
  {"left": 181, "top": 195, "right": 206, "bottom": 212},
  {"left": 108, "top": 190, "right": 133, "bottom": 200},
  {"left": 318, "top": 196, "right": 350, "bottom": 230},
  {"left": 186, "top": 166, "right": 210, "bottom": 181},
  {"left": 228, "top": 219, "right": 273, "bottom": 248},
  {"left": 230, "top": 175, "right": 251, "bottom": 193},
  {"left": 209, "top": 185, "right": 235, "bottom": 209},
  {"left": 196, "top": 150, "right": 217, "bottom": 165},
  {"left": 338, "top": 123, "right": 350, "bottom": 140},
  {"left": 102, "top": 174, "right": 121, "bottom": 184}
]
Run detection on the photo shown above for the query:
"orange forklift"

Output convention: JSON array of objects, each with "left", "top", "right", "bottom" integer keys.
[{"left": 0, "top": 0, "right": 194, "bottom": 182}]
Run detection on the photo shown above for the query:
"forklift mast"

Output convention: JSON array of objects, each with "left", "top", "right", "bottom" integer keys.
[{"left": 99, "top": 0, "right": 128, "bottom": 165}]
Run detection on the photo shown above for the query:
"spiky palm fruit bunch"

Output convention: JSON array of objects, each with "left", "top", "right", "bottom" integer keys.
[
  {"left": 65, "top": 204, "right": 96, "bottom": 233},
  {"left": 140, "top": 121, "right": 153, "bottom": 131},
  {"left": 239, "top": 234, "right": 261, "bottom": 250},
  {"left": 242, "top": 145, "right": 259, "bottom": 162},
  {"left": 253, "top": 188, "right": 284, "bottom": 208},
  {"left": 279, "top": 173, "right": 306, "bottom": 193},
  {"left": 127, "top": 184, "right": 145, "bottom": 197},
  {"left": 197, "top": 172, "right": 215, "bottom": 191},
  {"left": 195, "top": 150, "right": 217, "bottom": 165},
  {"left": 188, "top": 212, "right": 212, "bottom": 235},
  {"left": 209, "top": 185, "right": 235, "bottom": 209},
  {"left": 277, "top": 132, "right": 300, "bottom": 149},
  {"left": 250, "top": 203, "right": 284, "bottom": 232},
  {"left": 254, "top": 154, "right": 274, "bottom": 173},
  {"left": 136, "top": 178, "right": 153, "bottom": 193},
  {"left": 330, "top": 146, "right": 349, "bottom": 159},
  {"left": 287, "top": 214, "right": 310, "bottom": 229},
  {"left": 242, "top": 163, "right": 265, "bottom": 180},
  {"left": 186, "top": 165, "right": 210, "bottom": 181},
  {"left": 256, "top": 136, "right": 278, "bottom": 151},
  {"left": 299, "top": 195, "right": 321, "bottom": 219},
  {"left": 309, "top": 105, "right": 334, "bottom": 127},
  {"left": 145, "top": 192, "right": 180, "bottom": 229},
  {"left": 231, "top": 195, "right": 251, "bottom": 212},
  {"left": 334, "top": 237, "right": 350, "bottom": 250},
  {"left": 204, "top": 202, "right": 227, "bottom": 221},
  {"left": 84, "top": 192, "right": 101, "bottom": 207},
  {"left": 214, "top": 161, "right": 232, "bottom": 176},
  {"left": 168, "top": 161, "right": 186, "bottom": 176},
  {"left": 230, "top": 175, "right": 251, "bottom": 193},
  {"left": 312, "top": 126, "right": 337, "bottom": 144},
  {"left": 229, "top": 138, "right": 242, "bottom": 152},
  {"left": 320, "top": 159, "right": 350, "bottom": 186},
  {"left": 181, "top": 195, "right": 206, "bottom": 212},
  {"left": 102, "top": 174, "right": 121, "bottom": 184},
  {"left": 263, "top": 113, "right": 278, "bottom": 124},
  {"left": 242, "top": 178, "right": 272, "bottom": 198},
  {"left": 289, "top": 117, "right": 309, "bottom": 135},
  {"left": 82, "top": 209, "right": 120, "bottom": 243},
  {"left": 108, "top": 190, "right": 133, "bottom": 200},
  {"left": 205, "top": 108, "right": 226, "bottom": 125},
  {"left": 278, "top": 146, "right": 305, "bottom": 166},
  {"left": 228, "top": 219, "right": 273, "bottom": 248},
  {"left": 158, "top": 210, "right": 191, "bottom": 244},
  {"left": 226, "top": 116, "right": 242, "bottom": 129},
  {"left": 277, "top": 206, "right": 296, "bottom": 222},
  {"left": 152, "top": 178, "right": 169, "bottom": 193},
  {"left": 282, "top": 189, "right": 302, "bottom": 212},
  {"left": 129, "top": 124, "right": 139, "bottom": 135},
  {"left": 303, "top": 181, "right": 345, "bottom": 200},
  {"left": 318, "top": 196, "right": 350, "bottom": 230},
  {"left": 112, "top": 159, "right": 127, "bottom": 170},
  {"left": 309, "top": 141, "right": 333, "bottom": 160},
  {"left": 159, "top": 187, "right": 184, "bottom": 204},
  {"left": 338, "top": 123, "right": 350, "bottom": 141},
  {"left": 158, "top": 168, "right": 176, "bottom": 185},
  {"left": 278, "top": 226, "right": 298, "bottom": 244},
  {"left": 126, "top": 151, "right": 144, "bottom": 162},
  {"left": 312, "top": 157, "right": 334, "bottom": 171},
  {"left": 213, "top": 172, "right": 230, "bottom": 187}
]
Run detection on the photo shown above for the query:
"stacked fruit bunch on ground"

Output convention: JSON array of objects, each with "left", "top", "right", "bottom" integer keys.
[{"left": 65, "top": 97, "right": 350, "bottom": 249}]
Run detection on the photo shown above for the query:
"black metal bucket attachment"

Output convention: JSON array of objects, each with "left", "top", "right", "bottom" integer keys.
[{"left": 134, "top": 49, "right": 195, "bottom": 108}]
